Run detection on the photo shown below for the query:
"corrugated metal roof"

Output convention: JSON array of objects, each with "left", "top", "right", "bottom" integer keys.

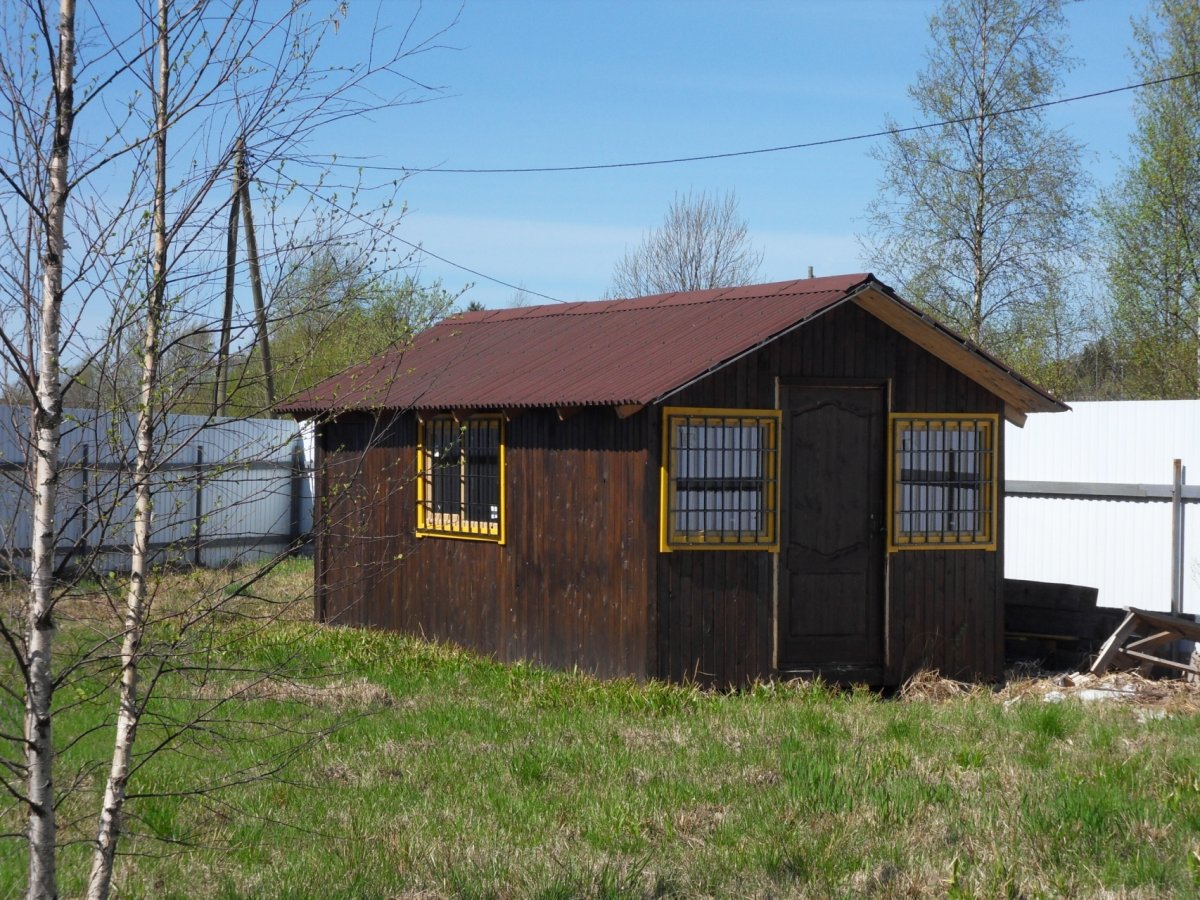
[
  {"left": 279, "top": 273, "right": 1063, "bottom": 415},
  {"left": 281, "top": 275, "right": 870, "bottom": 412}
]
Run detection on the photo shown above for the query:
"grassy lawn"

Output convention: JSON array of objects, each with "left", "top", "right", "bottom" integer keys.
[{"left": 2, "top": 559, "right": 1200, "bottom": 898}]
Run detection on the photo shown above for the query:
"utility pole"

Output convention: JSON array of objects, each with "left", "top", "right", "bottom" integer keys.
[
  {"left": 239, "top": 150, "right": 275, "bottom": 410},
  {"left": 213, "top": 138, "right": 243, "bottom": 416}
]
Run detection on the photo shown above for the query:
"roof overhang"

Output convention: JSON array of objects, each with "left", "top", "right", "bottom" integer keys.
[{"left": 850, "top": 283, "right": 1068, "bottom": 425}]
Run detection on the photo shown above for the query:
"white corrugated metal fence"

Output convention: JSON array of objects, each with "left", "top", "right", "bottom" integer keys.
[{"left": 1006, "top": 400, "right": 1199, "bottom": 615}]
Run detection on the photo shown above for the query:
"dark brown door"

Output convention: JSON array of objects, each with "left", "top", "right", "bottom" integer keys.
[{"left": 778, "top": 385, "right": 884, "bottom": 670}]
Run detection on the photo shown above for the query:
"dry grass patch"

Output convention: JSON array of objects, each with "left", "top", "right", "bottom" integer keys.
[
  {"left": 899, "top": 666, "right": 1200, "bottom": 714},
  {"left": 619, "top": 723, "right": 689, "bottom": 750},
  {"left": 899, "top": 668, "right": 975, "bottom": 702},
  {"left": 674, "top": 803, "right": 726, "bottom": 840},
  {"left": 997, "top": 669, "right": 1200, "bottom": 713},
  {"left": 194, "top": 675, "right": 394, "bottom": 710}
]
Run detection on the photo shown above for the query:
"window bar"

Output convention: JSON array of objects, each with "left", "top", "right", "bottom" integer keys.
[
  {"left": 724, "top": 420, "right": 734, "bottom": 540},
  {"left": 756, "top": 422, "right": 763, "bottom": 541},
  {"left": 981, "top": 419, "right": 991, "bottom": 539},
  {"left": 726, "top": 419, "right": 735, "bottom": 539},
  {"left": 948, "top": 424, "right": 958, "bottom": 536},
  {"left": 465, "top": 420, "right": 476, "bottom": 535},
  {"left": 702, "top": 416, "right": 712, "bottom": 540},
  {"left": 924, "top": 423, "right": 933, "bottom": 543}
]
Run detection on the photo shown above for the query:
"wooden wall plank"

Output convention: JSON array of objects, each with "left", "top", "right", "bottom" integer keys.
[
  {"left": 660, "top": 301, "right": 1007, "bottom": 685},
  {"left": 315, "top": 299, "right": 1010, "bottom": 688},
  {"left": 317, "top": 407, "right": 652, "bottom": 680}
]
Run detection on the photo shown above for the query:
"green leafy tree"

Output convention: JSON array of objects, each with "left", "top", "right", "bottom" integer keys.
[
  {"left": 267, "top": 250, "right": 463, "bottom": 398},
  {"left": 1099, "top": 0, "right": 1200, "bottom": 399},
  {"left": 862, "top": 0, "right": 1089, "bottom": 385},
  {"left": 1058, "top": 336, "right": 1128, "bottom": 401}
]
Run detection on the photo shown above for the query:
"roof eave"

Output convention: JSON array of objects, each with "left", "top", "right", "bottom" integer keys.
[{"left": 850, "top": 282, "right": 1069, "bottom": 425}]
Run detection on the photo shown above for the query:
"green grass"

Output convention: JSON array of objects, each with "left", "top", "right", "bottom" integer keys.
[{"left": 2, "top": 559, "right": 1200, "bottom": 897}]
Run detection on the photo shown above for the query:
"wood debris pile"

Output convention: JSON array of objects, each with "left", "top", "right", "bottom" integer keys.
[{"left": 997, "top": 670, "right": 1200, "bottom": 713}]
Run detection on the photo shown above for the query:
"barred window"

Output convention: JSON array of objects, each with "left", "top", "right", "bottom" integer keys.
[
  {"left": 417, "top": 415, "right": 504, "bottom": 541},
  {"left": 661, "top": 407, "right": 780, "bottom": 551},
  {"left": 889, "top": 414, "right": 996, "bottom": 549}
]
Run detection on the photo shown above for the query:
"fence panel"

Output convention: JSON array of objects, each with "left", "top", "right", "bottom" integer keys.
[
  {"left": 0, "top": 406, "right": 311, "bottom": 573},
  {"left": 1006, "top": 400, "right": 1199, "bottom": 615}
]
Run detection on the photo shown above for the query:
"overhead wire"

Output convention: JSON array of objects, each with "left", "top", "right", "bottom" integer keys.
[
  {"left": 283, "top": 69, "right": 1199, "bottom": 304},
  {"left": 335, "top": 70, "right": 1200, "bottom": 175},
  {"left": 283, "top": 176, "right": 568, "bottom": 303}
]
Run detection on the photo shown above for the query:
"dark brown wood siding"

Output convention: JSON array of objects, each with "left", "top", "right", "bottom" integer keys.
[
  {"left": 314, "top": 300, "right": 1011, "bottom": 688},
  {"left": 657, "top": 301, "right": 1006, "bottom": 686},
  {"left": 315, "top": 407, "right": 654, "bottom": 679}
]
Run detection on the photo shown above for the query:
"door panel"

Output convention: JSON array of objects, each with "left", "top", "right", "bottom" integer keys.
[{"left": 779, "top": 385, "right": 884, "bottom": 669}]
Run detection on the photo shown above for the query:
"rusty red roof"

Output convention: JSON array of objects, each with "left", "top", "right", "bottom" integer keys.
[{"left": 279, "top": 273, "right": 1065, "bottom": 417}]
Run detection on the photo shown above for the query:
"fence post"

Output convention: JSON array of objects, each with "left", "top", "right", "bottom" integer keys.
[
  {"left": 193, "top": 444, "right": 204, "bottom": 568},
  {"left": 289, "top": 438, "right": 304, "bottom": 553},
  {"left": 1171, "top": 459, "right": 1184, "bottom": 618},
  {"left": 79, "top": 442, "right": 89, "bottom": 564}
]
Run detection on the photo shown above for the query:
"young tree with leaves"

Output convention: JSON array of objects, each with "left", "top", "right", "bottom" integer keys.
[
  {"left": 266, "top": 249, "right": 462, "bottom": 399},
  {"left": 862, "top": 0, "right": 1088, "bottom": 386},
  {"left": 610, "top": 190, "right": 762, "bottom": 298},
  {"left": 1099, "top": 1, "right": 1200, "bottom": 399},
  {"left": 0, "top": 2, "right": 455, "bottom": 896},
  {"left": 85, "top": 1, "right": 172, "bottom": 891},
  {"left": 24, "top": 1, "right": 76, "bottom": 892}
]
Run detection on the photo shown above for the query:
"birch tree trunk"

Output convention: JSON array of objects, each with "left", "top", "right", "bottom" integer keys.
[
  {"left": 26, "top": 2, "right": 75, "bottom": 896},
  {"left": 85, "top": 1, "right": 168, "bottom": 895}
]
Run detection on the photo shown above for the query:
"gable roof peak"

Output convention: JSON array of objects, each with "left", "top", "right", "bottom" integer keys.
[
  {"left": 453, "top": 273, "right": 875, "bottom": 324},
  {"left": 280, "top": 272, "right": 1064, "bottom": 423}
]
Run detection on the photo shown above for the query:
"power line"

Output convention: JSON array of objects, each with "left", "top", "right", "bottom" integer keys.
[
  {"left": 285, "top": 177, "right": 568, "bottom": 303},
  {"left": 339, "top": 70, "right": 1199, "bottom": 176},
  {"left": 395, "top": 237, "right": 566, "bottom": 304},
  {"left": 273, "top": 68, "right": 1199, "bottom": 305}
]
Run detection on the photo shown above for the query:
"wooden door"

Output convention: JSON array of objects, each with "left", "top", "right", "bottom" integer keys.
[{"left": 778, "top": 385, "right": 884, "bottom": 670}]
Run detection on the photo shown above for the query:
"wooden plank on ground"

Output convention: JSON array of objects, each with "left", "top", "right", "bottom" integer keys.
[
  {"left": 1118, "top": 648, "right": 1200, "bottom": 677},
  {"left": 1090, "top": 611, "right": 1141, "bottom": 675},
  {"left": 1091, "top": 608, "right": 1200, "bottom": 676},
  {"left": 1125, "top": 630, "right": 1180, "bottom": 653}
]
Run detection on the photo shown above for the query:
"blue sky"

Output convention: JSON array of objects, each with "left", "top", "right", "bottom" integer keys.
[{"left": 313, "top": 0, "right": 1143, "bottom": 308}]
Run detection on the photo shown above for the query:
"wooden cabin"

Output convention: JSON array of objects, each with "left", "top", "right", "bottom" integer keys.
[{"left": 283, "top": 274, "right": 1066, "bottom": 687}]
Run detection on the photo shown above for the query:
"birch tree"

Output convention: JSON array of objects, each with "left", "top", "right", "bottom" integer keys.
[
  {"left": 85, "top": 0, "right": 170, "bottom": 892},
  {"left": 861, "top": 0, "right": 1089, "bottom": 384},
  {"left": 0, "top": 2, "right": 454, "bottom": 896},
  {"left": 610, "top": 190, "right": 762, "bottom": 297},
  {"left": 23, "top": 0, "right": 76, "bottom": 892}
]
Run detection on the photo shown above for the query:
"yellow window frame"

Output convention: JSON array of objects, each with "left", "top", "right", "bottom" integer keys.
[
  {"left": 887, "top": 413, "right": 998, "bottom": 551},
  {"left": 416, "top": 414, "right": 506, "bottom": 543},
  {"left": 660, "top": 406, "right": 781, "bottom": 552}
]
